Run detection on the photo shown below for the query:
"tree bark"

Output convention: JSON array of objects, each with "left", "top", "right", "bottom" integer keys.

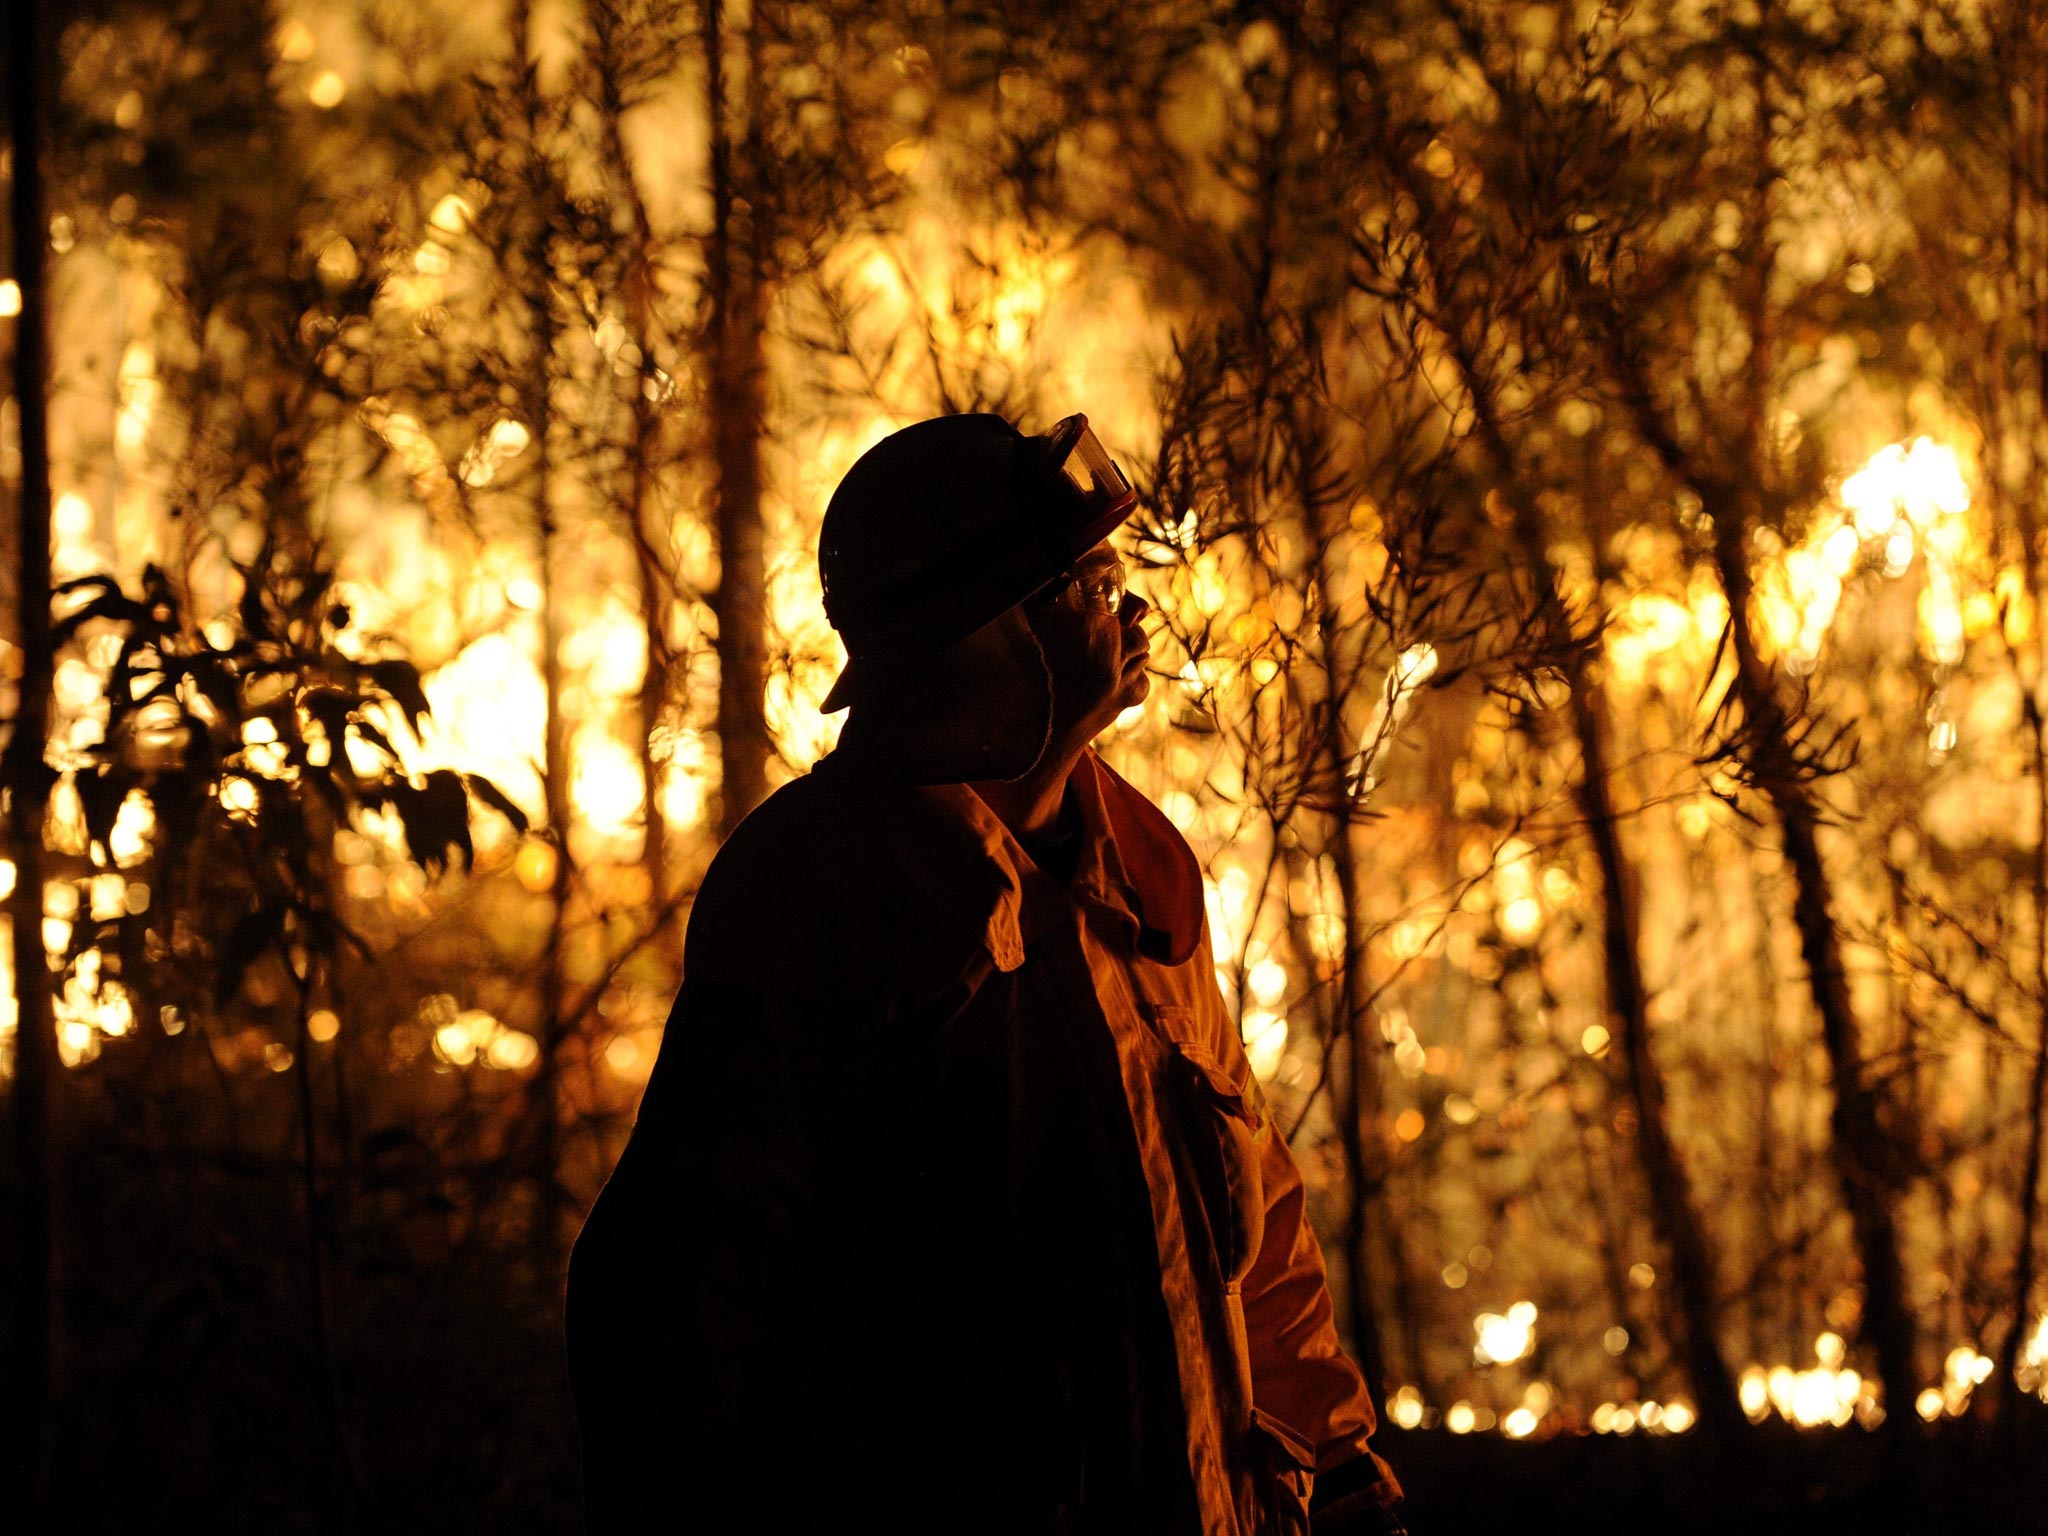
[
  {"left": 1597, "top": 331, "right": 1922, "bottom": 1428},
  {"left": 1571, "top": 213, "right": 1921, "bottom": 1434},
  {"left": 1706, "top": 484, "right": 1919, "bottom": 1431},
  {"left": 1446, "top": 338, "right": 1748, "bottom": 1446},
  {"left": 4, "top": 0, "right": 60, "bottom": 1508},
  {"left": 1995, "top": 508, "right": 2048, "bottom": 1414},
  {"left": 1996, "top": 69, "right": 2048, "bottom": 1397},
  {"left": 1568, "top": 665, "right": 1747, "bottom": 1446},
  {"left": 1508, "top": 502, "right": 1743, "bottom": 1446},
  {"left": 1326, "top": 800, "right": 1391, "bottom": 1406},
  {"left": 702, "top": 0, "right": 771, "bottom": 837},
  {"left": 511, "top": 0, "right": 574, "bottom": 1277},
  {"left": 590, "top": 16, "right": 682, "bottom": 974},
  {"left": 1304, "top": 488, "right": 1392, "bottom": 1405}
]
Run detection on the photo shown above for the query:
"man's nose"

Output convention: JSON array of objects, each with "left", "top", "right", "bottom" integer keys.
[{"left": 1121, "top": 590, "right": 1152, "bottom": 630}]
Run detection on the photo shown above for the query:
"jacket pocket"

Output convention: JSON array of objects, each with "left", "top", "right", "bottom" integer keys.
[
  {"left": 1143, "top": 1004, "right": 1267, "bottom": 1284},
  {"left": 1246, "top": 1406, "right": 1315, "bottom": 1536}
]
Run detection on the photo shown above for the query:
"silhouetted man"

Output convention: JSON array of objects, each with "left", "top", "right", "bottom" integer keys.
[{"left": 566, "top": 414, "right": 1407, "bottom": 1534}]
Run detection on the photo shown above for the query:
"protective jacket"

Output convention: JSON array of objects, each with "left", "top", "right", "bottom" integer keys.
[{"left": 567, "top": 748, "right": 1404, "bottom": 1533}]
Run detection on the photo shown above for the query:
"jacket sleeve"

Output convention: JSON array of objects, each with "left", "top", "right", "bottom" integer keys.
[{"left": 1237, "top": 1101, "right": 1405, "bottom": 1521}]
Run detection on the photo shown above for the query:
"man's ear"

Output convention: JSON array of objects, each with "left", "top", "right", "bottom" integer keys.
[{"left": 836, "top": 607, "right": 1053, "bottom": 785}]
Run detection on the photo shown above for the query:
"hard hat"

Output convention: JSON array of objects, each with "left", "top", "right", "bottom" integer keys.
[{"left": 818, "top": 412, "right": 1138, "bottom": 713}]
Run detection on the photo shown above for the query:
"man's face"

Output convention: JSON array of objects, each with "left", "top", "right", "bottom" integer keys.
[{"left": 1024, "top": 540, "right": 1153, "bottom": 744}]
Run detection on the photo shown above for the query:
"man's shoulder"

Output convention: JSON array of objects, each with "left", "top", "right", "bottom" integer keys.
[
  {"left": 708, "top": 760, "right": 1000, "bottom": 886},
  {"left": 684, "top": 760, "right": 1014, "bottom": 985}
]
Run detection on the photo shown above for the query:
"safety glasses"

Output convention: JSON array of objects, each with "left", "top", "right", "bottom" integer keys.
[{"left": 1028, "top": 559, "right": 1127, "bottom": 616}]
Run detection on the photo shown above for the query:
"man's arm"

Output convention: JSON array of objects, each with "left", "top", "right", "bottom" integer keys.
[
  {"left": 568, "top": 962, "right": 872, "bottom": 1533},
  {"left": 1238, "top": 1106, "right": 1408, "bottom": 1532},
  {"left": 570, "top": 786, "right": 1019, "bottom": 1533}
]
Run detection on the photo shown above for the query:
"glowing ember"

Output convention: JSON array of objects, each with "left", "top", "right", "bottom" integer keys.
[{"left": 1473, "top": 1301, "right": 1537, "bottom": 1366}]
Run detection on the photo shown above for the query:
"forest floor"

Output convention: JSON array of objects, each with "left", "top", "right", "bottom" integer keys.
[
  {"left": 1381, "top": 1409, "right": 2048, "bottom": 1535},
  {"left": 42, "top": 1152, "right": 2048, "bottom": 1534}
]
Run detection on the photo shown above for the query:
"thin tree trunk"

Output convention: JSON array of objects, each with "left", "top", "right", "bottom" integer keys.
[
  {"left": 702, "top": 0, "right": 771, "bottom": 836},
  {"left": 1327, "top": 804, "right": 1390, "bottom": 1406},
  {"left": 532, "top": 334, "right": 573, "bottom": 1274},
  {"left": 4, "top": 0, "right": 60, "bottom": 1507},
  {"left": 290, "top": 972, "right": 351, "bottom": 1530},
  {"left": 1714, "top": 26, "right": 1912, "bottom": 1439},
  {"left": 1359, "top": 60, "right": 1747, "bottom": 1429},
  {"left": 1731, "top": 852, "right": 1781, "bottom": 1371},
  {"left": 1456, "top": 372, "right": 1746, "bottom": 1445},
  {"left": 1421, "top": 0, "right": 1910, "bottom": 1426},
  {"left": 1602, "top": 316, "right": 1923, "bottom": 1421},
  {"left": 512, "top": 2, "right": 573, "bottom": 1276},
  {"left": 1300, "top": 461, "right": 1393, "bottom": 1405},
  {"left": 1999, "top": 63, "right": 2048, "bottom": 1398},
  {"left": 1569, "top": 668, "right": 1747, "bottom": 1445},
  {"left": 1573, "top": 231, "right": 1921, "bottom": 1432},
  {"left": 533, "top": 309, "right": 572, "bottom": 1277},
  {"left": 1997, "top": 515, "right": 2048, "bottom": 1413},
  {"left": 1543, "top": 558, "right": 1743, "bottom": 1445},
  {"left": 1707, "top": 492, "right": 1919, "bottom": 1432},
  {"left": 590, "top": 23, "right": 681, "bottom": 974},
  {"left": 629, "top": 462, "right": 678, "bottom": 973}
]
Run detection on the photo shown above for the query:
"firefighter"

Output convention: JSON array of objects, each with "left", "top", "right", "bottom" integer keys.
[{"left": 567, "top": 413, "right": 1408, "bottom": 1534}]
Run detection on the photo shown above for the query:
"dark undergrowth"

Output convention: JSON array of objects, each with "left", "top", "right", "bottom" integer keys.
[
  {"left": 33, "top": 1145, "right": 2048, "bottom": 1534},
  {"left": 1383, "top": 1408, "right": 2048, "bottom": 1536}
]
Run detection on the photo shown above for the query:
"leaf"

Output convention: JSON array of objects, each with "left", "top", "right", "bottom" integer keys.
[
  {"left": 74, "top": 765, "right": 136, "bottom": 861},
  {"left": 462, "top": 772, "right": 530, "bottom": 835},
  {"left": 53, "top": 574, "right": 123, "bottom": 600},
  {"left": 299, "top": 686, "right": 356, "bottom": 751},
  {"left": 379, "top": 769, "right": 474, "bottom": 876},
  {"left": 51, "top": 589, "right": 146, "bottom": 648},
  {"left": 366, "top": 660, "right": 433, "bottom": 735},
  {"left": 179, "top": 655, "right": 242, "bottom": 730},
  {"left": 237, "top": 568, "right": 272, "bottom": 643},
  {"left": 415, "top": 769, "right": 475, "bottom": 874}
]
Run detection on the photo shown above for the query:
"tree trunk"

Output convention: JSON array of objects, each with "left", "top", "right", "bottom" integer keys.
[
  {"left": 512, "top": 1, "right": 574, "bottom": 1277},
  {"left": 1704, "top": 34, "right": 1913, "bottom": 1439},
  {"left": 4, "top": 0, "right": 60, "bottom": 1507},
  {"left": 1326, "top": 801, "right": 1390, "bottom": 1406},
  {"left": 1459, "top": 374, "right": 1746, "bottom": 1446},
  {"left": 631, "top": 500, "right": 678, "bottom": 971},
  {"left": 289, "top": 971, "right": 353, "bottom": 1529},
  {"left": 591, "top": 21, "right": 682, "bottom": 975},
  {"left": 1568, "top": 668, "right": 1747, "bottom": 1447},
  {"left": 1574, "top": 218, "right": 1922, "bottom": 1433},
  {"left": 533, "top": 303, "right": 573, "bottom": 1277},
  {"left": 1996, "top": 542, "right": 2048, "bottom": 1414},
  {"left": 1995, "top": 141, "right": 2048, "bottom": 1404},
  {"left": 1706, "top": 495, "right": 1920, "bottom": 1431},
  {"left": 701, "top": 0, "right": 771, "bottom": 837},
  {"left": 1298, "top": 463, "right": 1393, "bottom": 1404}
]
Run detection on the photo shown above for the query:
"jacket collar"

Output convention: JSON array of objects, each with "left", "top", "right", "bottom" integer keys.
[{"left": 954, "top": 750, "right": 1206, "bottom": 972}]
